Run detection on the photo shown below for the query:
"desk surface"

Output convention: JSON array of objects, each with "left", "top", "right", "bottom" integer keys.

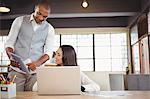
[{"left": 16, "top": 91, "right": 150, "bottom": 99}]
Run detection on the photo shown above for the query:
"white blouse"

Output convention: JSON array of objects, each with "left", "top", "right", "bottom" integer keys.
[
  {"left": 32, "top": 72, "right": 100, "bottom": 92},
  {"left": 80, "top": 72, "right": 100, "bottom": 91}
]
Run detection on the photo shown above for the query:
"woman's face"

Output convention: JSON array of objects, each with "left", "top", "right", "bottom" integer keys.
[{"left": 55, "top": 48, "right": 63, "bottom": 66}]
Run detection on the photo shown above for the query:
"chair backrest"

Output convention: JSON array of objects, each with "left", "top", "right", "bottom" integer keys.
[{"left": 109, "top": 74, "right": 125, "bottom": 90}]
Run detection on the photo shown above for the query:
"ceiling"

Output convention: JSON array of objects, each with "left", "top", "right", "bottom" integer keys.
[{"left": 0, "top": 0, "right": 150, "bottom": 30}]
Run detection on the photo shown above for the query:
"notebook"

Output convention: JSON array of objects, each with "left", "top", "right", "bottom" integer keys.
[{"left": 37, "top": 66, "right": 81, "bottom": 95}]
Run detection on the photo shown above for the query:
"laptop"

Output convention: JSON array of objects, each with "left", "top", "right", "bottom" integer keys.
[{"left": 37, "top": 66, "right": 81, "bottom": 95}]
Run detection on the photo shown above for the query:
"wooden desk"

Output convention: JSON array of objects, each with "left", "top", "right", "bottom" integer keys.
[{"left": 16, "top": 91, "right": 150, "bottom": 99}]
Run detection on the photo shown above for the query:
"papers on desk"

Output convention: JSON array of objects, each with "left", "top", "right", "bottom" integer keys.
[
  {"left": 10, "top": 53, "right": 36, "bottom": 75},
  {"left": 83, "top": 91, "right": 131, "bottom": 97}
]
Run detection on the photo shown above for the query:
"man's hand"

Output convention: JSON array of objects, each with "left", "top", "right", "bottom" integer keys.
[
  {"left": 27, "top": 61, "right": 40, "bottom": 71},
  {"left": 10, "top": 59, "right": 20, "bottom": 68},
  {"left": 5, "top": 47, "right": 13, "bottom": 59},
  {"left": 26, "top": 54, "right": 49, "bottom": 71}
]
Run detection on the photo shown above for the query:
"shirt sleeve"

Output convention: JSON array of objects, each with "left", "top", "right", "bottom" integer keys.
[
  {"left": 44, "top": 24, "right": 55, "bottom": 58},
  {"left": 5, "top": 16, "right": 23, "bottom": 50},
  {"left": 81, "top": 72, "right": 100, "bottom": 92}
]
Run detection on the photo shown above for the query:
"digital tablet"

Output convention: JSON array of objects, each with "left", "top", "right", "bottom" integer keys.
[{"left": 10, "top": 53, "right": 30, "bottom": 74}]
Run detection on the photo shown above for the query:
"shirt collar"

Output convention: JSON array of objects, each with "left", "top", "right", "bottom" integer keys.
[
  {"left": 29, "top": 13, "right": 35, "bottom": 22},
  {"left": 29, "top": 13, "right": 45, "bottom": 24}
]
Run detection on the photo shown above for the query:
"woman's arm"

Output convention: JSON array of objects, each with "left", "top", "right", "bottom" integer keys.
[
  {"left": 81, "top": 72, "right": 100, "bottom": 92},
  {"left": 32, "top": 81, "right": 38, "bottom": 91}
]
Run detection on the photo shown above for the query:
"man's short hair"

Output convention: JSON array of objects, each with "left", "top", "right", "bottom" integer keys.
[{"left": 36, "top": 0, "right": 50, "bottom": 10}]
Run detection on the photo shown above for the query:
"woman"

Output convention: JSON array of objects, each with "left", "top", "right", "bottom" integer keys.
[{"left": 33, "top": 45, "right": 100, "bottom": 92}]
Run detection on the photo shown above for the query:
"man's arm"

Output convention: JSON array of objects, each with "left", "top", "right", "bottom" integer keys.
[
  {"left": 44, "top": 24, "right": 55, "bottom": 59},
  {"left": 27, "top": 54, "right": 49, "bottom": 71},
  {"left": 5, "top": 16, "right": 23, "bottom": 50},
  {"left": 36, "top": 54, "right": 50, "bottom": 66},
  {"left": 5, "top": 16, "right": 23, "bottom": 67}
]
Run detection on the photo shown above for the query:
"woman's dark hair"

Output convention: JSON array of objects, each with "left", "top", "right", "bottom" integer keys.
[
  {"left": 60, "top": 45, "right": 77, "bottom": 66},
  {"left": 52, "top": 51, "right": 56, "bottom": 58}
]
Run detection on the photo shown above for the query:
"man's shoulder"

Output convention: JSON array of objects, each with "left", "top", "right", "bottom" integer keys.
[
  {"left": 15, "top": 16, "right": 23, "bottom": 20},
  {"left": 45, "top": 21, "right": 54, "bottom": 29},
  {"left": 16, "top": 15, "right": 31, "bottom": 20},
  {"left": 13, "top": 16, "right": 24, "bottom": 22},
  {"left": 16, "top": 15, "right": 28, "bottom": 18},
  {"left": 15, "top": 15, "right": 30, "bottom": 20}
]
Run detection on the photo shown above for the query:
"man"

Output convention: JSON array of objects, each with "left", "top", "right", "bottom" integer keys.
[{"left": 5, "top": 0, "right": 55, "bottom": 91}]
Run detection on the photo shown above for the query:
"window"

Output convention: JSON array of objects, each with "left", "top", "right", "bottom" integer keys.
[
  {"left": 60, "top": 33, "right": 127, "bottom": 71},
  {"left": 0, "top": 36, "right": 9, "bottom": 65},
  {"left": 95, "top": 33, "right": 127, "bottom": 71},
  {"left": 132, "top": 43, "right": 140, "bottom": 73},
  {"left": 61, "top": 34, "right": 93, "bottom": 71},
  {"left": 53, "top": 35, "right": 60, "bottom": 51}
]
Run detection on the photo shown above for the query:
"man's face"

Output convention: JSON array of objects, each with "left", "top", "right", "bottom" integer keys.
[{"left": 34, "top": 5, "right": 50, "bottom": 24}]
